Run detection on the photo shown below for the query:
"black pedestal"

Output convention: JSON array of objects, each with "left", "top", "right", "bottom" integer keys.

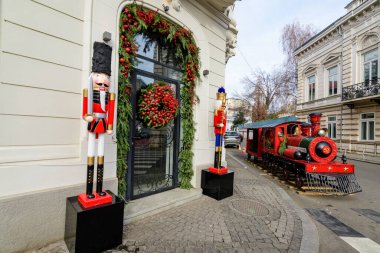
[
  {"left": 201, "top": 169, "right": 234, "bottom": 200},
  {"left": 64, "top": 190, "right": 124, "bottom": 253}
]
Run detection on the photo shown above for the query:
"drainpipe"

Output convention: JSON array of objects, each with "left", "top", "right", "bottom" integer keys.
[
  {"left": 340, "top": 104, "right": 343, "bottom": 152},
  {"left": 338, "top": 25, "right": 344, "bottom": 153}
]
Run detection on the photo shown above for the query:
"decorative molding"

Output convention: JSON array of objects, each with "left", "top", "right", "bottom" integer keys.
[
  {"left": 167, "top": 0, "right": 181, "bottom": 12},
  {"left": 296, "top": 0, "right": 380, "bottom": 57},
  {"left": 205, "top": 0, "right": 236, "bottom": 12},
  {"left": 361, "top": 33, "right": 379, "bottom": 49},
  {"left": 225, "top": 4, "right": 238, "bottom": 63},
  {"left": 303, "top": 64, "right": 318, "bottom": 75},
  {"left": 322, "top": 53, "right": 341, "bottom": 65}
]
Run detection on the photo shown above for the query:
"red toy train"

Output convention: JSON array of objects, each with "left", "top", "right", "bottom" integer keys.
[{"left": 245, "top": 113, "right": 362, "bottom": 194}]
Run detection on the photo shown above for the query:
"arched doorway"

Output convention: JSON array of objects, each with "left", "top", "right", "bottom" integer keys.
[
  {"left": 126, "top": 34, "right": 183, "bottom": 200},
  {"left": 117, "top": 5, "right": 200, "bottom": 200}
]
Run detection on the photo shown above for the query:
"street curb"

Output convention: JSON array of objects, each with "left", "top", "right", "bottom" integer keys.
[
  {"left": 347, "top": 157, "right": 380, "bottom": 165},
  {"left": 275, "top": 187, "right": 319, "bottom": 253},
  {"left": 227, "top": 154, "right": 319, "bottom": 253},
  {"left": 337, "top": 153, "right": 380, "bottom": 165}
]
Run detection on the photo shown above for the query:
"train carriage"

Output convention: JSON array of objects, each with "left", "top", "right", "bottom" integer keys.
[{"left": 245, "top": 114, "right": 362, "bottom": 194}]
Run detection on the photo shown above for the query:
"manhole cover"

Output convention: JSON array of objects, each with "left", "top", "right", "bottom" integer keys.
[{"left": 229, "top": 199, "right": 270, "bottom": 216}]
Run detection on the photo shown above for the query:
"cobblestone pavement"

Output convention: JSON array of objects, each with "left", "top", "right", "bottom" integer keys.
[
  {"left": 30, "top": 151, "right": 304, "bottom": 253},
  {"left": 108, "top": 152, "right": 303, "bottom": 253}
]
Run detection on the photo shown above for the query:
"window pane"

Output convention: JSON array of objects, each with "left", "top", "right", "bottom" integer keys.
[
  {"left": 333, "top": 123, "right": 336, "bottom": 139},
  {"left": 361, "top": 122, "right": 367, "bottom": 140},
  {"left": 369, "top": 121, "right": 374, "bottom": 140},
  {"left": 329, "top": 81, "right": 333, "bottom": 95},
  {"left": 328, "top": 124, "right": 332, "bottom": 138},
  {"left": 135, "top": 34, "right": 158, "bottom": 60},
  {"left": 364, "top": 49, "right": 378, "bottom": 62},
  {"left": 371, "top": 60, "right": 378, "bottom": 80},
  {"left": 328, "top": 67, "right": 338, "bottom": 95},
  {"left": 329, "top": 66, "right": 338, "bottom": 75},
  {"left": 328, "top": 116, "right": 336, "bottom": 121},
  {"left": 364, "top": 63, "right": 370, "bottom": 82},
  {"left": 308, "top": 75, "right": 315, "bottom": 83},
  {"left": 153, "top": 64, "right": 182, "bottom": 81},
  {"left": 362, "top": 113, "right": 375, "bottom": 119},
  {"left": 136, "top": 75, "right": 154, "bottom": 89}
]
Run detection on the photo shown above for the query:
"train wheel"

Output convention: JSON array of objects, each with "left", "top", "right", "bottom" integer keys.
[
  {"left": 282, "top": 168, "right": 289, "bottom": 181},
  {"left": 295, "top": 174, "right": 303, "bottom": 189}
]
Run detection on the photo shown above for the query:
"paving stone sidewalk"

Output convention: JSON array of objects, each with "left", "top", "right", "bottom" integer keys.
[
  {"left": 108, "top": 153, "right": 303, "bottom": 253},
  {"left": 30, "top": 152, "right": 305, "bottom": 253}
]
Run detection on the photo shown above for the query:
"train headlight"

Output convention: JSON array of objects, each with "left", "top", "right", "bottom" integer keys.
[{"left": 318, "top": 129, "right": 326, "bottom": 137}]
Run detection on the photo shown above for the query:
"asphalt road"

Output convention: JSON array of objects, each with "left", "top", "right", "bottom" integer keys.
[{"left": 227, "top": 148, "right": 380, "bottom": 253}]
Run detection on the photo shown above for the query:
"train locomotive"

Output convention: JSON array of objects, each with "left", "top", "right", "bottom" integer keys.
[{"left": 245, "top": 113, "right": 362, "bottom": 194}]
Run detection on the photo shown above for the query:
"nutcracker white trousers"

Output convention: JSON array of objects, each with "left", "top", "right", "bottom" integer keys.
[{"left": 87, "top": 133, "right": 105, "bottom": 157}]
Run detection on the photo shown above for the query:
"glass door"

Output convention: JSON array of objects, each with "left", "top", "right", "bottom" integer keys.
[{"left": 127, "top": 71, "right": 180, "bottom": 199}]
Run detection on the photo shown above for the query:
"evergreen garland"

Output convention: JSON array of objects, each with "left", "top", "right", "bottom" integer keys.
[{"left": 117, "top": 4, "right": 200, "bottom": 196}]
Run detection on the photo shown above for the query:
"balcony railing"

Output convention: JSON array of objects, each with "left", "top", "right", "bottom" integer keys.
[{"left": 342, "top": 78, "right": 380, "bottom": 101}]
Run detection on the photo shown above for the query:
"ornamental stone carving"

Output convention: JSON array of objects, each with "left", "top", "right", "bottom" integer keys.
[
  {"left": 171, "top": 0, "right": 181, "bottom": 11},
  {"left": 165, "top": 0, "right": 181, "bottom": 11},
  {"left": 206, "top": 0, "right": 236, "bottom": 12},
  {"left": 225, "top": 4, "right": 238, "bottom": 63},
  {"left": 362, "top": 34, "right": 379, "bottom": 48}
]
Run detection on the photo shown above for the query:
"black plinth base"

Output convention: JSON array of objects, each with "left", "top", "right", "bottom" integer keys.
[
  {"left": 64, "top": 190, "right": 124, "bottom": 253},
  {"left": 201, "top": 169, "right": 234, "bottom": 200}
]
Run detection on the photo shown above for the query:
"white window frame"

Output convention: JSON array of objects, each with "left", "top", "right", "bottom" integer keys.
[
  {"left": 327, "top": 116, "right": 337, "bottom": 139},
  {"left": 362, "top": 48, "right": 379, "bottom": 83},
  {"left": 360, "top": 112, "right": 375, "bottom": 141},
  {"left": 327, "top": 65, "right": 339, "bottom": 96},
  {"left": 306, "top": 75, "right": 316, "bottom": 101}
]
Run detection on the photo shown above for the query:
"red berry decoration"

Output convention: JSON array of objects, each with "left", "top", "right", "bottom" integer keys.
[{"left": 138, "top": 82, "right": 179, "bottom": 128}]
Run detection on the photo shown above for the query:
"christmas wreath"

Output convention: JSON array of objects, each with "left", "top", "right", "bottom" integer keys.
[{"left": 138, "top": 82, "right": 179, "bottom": 128}]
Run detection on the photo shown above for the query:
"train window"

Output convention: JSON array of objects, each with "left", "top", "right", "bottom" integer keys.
[
  {"left": 248, "top": 130, "right": 254, "bottom": 140},
  {"left": 287, "top": 124, "right": 299, "bottom": 135},
  {"left": 264, "top": 129, "right": 274, "bottom": 148}
]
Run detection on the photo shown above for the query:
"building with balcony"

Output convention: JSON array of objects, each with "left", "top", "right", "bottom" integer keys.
[{"left": 295, "top": 0, "right": 380, "bottom": 156}]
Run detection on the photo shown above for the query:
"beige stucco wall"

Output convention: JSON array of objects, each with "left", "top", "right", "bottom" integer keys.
[
  {"left": 295, "top": 0, "right": 380, "bottom": 155},
  {"left": 0, "top": 0, "right": 232, "bottom": 251},
  {"left": 0, "top": 0, "right": 229, "bottom": 197}
]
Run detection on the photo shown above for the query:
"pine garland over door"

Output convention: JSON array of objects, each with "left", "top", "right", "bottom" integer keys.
[{"left": 117, "top": 4, "right": 200, "bottom": 197}]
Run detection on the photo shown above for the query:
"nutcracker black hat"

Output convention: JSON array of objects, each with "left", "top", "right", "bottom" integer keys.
[{"left": 92, "top": 42, "right": 112, "bottom": 76}]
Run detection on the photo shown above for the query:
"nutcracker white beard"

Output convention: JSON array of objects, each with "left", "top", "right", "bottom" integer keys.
[{"left": 100, "top": 89, "right": 106, "bottom": 111}]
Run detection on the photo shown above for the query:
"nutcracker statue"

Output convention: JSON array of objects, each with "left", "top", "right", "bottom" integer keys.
[
  {"left": 209, "top": 87, "right": 228, "bottom": 174},
  {"left": 78, "top": 42, "right": 115, "bottom": 208}
]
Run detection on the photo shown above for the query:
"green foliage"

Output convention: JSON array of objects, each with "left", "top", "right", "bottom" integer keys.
[
  {"left": 278, "top": 136, "right": 287, "bottom": 156},
  {"left": 117, "top": 5, "right": 200, "bottom": 196},
  {"left": 232, "top": 110, "right": 247, "bottom": 128}
]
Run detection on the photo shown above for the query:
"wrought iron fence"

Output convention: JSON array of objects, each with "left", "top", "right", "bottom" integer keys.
[{"left": 342, "top": 78, "right": 380, "bottom": 101}]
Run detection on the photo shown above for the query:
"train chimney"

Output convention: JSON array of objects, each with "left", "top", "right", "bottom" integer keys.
[{"left": 309, "top": 112, "right": 322, "bottom": 137}]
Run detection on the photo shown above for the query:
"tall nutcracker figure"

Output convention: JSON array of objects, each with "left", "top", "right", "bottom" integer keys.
[
  {"left": 79, "top": 42, "right": 115, "bottom": 208},
  {"left": 209, "top": 87, "right": 228, "bottom": 174}
]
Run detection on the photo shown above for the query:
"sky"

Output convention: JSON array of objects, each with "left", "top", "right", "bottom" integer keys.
[{"left": 225, "top": 0, "right": 348, "bottom": 97}]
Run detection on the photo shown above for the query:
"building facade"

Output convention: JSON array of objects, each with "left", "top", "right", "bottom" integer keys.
[
  {"left": 0, "top": 0, "right": 238, "bottom": 252},
  {"left": 295, "top": 0, "right": 380, "bottom": 156}
]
